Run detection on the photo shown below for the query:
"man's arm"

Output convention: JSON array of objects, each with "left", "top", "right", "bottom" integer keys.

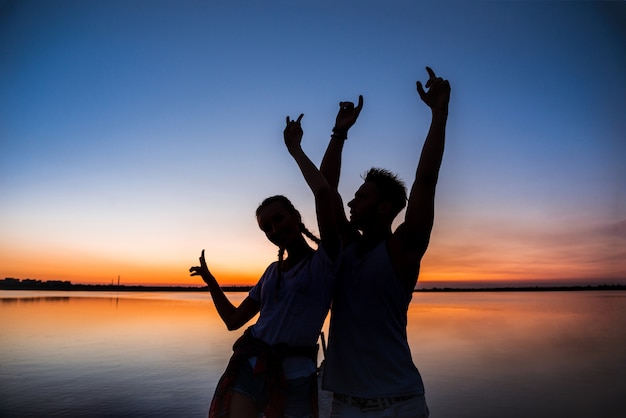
[
  {"left": 320, "top": 96, "right": 363, "bottom": 189},
  {"left": 319, "top": 96, "right": 363, "bottom": 239},
  {"left": 392, "top": 67, "right": 450, "bottom": 285}
]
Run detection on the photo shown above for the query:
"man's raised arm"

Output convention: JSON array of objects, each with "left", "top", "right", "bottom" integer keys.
[
  {"left": 320, "top": 97, "right": 363, "bottom": 241},
  {"left": 320, "top": 96, "right": 363, "bottom": 190},
  {"left": 401, "top": 67, "right": 451, "bottom": 254}
]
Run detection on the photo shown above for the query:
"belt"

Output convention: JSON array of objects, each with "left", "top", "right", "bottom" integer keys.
[{"left": 333, "top": 392, "right": 417, "bottom": 411}]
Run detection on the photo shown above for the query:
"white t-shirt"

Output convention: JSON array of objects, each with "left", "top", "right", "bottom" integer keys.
[{"left": 248, "top": 246, "right": 336, "bottom": 379}]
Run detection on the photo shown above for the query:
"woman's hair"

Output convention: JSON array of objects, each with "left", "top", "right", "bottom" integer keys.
[{"left": 256, "top": 195, "right": 319, "bottom": 291}]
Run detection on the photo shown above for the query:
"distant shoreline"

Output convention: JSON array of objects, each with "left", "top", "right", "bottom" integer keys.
[
  {"left": 416, "top": 284, "right": 626, "bottom": 292},
  {"left": 1, "top": 278, "right": 625, "bottom": 292}
]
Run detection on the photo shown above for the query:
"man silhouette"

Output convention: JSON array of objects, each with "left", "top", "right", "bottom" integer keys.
[{"left": 320, "top": 67, "right": 450, "bottom": 417}]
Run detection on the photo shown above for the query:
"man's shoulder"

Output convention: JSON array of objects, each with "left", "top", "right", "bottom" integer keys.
[{"left": 390, "top": 223, "right": 428, "bottom": 259}]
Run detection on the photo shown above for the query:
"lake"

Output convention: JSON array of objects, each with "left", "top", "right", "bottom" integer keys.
[{"left": 1, "top": 290, "right": 625, "bottom": 417}]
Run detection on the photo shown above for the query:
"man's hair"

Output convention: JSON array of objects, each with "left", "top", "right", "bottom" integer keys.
[{"left": 363, "top": 168, "right": 407, "bottom": 218}]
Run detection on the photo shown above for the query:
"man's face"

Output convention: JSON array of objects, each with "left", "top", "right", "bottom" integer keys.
[{"left": 347, "top": 182, "right": 380, "bottom": 230}]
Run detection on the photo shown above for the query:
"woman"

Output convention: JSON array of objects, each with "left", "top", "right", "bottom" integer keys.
[{"left": 190, "top": 109, "right": 358, "bottom": 418}]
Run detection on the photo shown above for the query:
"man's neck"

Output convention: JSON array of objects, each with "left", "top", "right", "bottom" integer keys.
[{"left": 357, "top": 226, "right": 391, "bottom": 256}]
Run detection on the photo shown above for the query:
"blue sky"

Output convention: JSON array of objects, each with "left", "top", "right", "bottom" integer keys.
[{"left": 1, "top": 0, "right": 625, "bottom": 286}]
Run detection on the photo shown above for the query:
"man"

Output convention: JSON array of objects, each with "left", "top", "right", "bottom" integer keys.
[{"left": 320, "top": 67, "right": 450, "bottom": 417}]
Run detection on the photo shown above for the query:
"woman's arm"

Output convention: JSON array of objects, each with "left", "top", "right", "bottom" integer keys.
[
  {"left": 284, "top": 115, "right": 340, "bottom": 260},
  {"left": 190, "top": 250, "right": 260, "bottom": 330}
]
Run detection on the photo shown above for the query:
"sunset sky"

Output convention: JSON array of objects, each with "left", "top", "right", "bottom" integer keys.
[{"left": 1, "top": 1, "right": 625, "bottom": 287}]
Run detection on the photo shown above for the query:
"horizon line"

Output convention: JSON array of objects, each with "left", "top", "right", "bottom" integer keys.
[{"left": 2, "top": 277, "right": 625, "bottom": 292}]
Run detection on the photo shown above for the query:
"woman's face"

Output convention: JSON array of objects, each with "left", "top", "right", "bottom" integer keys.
[{"left": 257, "top": 201, "right": 300, "bottom": 248}]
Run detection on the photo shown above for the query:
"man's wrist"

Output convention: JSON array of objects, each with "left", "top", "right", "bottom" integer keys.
[{"left": 331, "top": 127, "right": 348, "bottom": 140}]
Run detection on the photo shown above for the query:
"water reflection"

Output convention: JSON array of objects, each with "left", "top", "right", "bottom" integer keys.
[
  {"left": 1, "top": 296, "right": 71, "bottom": 303},
  {"left": 1, "top": 291, "right": 625, "bottom": 417},
  {"left": 408, "top": 292, "right": 626, "bottom": 417}
]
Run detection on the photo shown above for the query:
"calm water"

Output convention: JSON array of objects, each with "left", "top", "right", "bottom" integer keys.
[{"left": 1, "top": 290, "right": 625, "bottom": 417}]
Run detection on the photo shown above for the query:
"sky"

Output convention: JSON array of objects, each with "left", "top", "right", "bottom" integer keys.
[{"left": 1, "top": 0, "right": 625, "bottom": 288}]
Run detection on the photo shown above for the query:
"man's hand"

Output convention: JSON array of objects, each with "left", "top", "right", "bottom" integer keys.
[
  {"left": 284, "top": 114, "right": 304, "bottom": 153},
  {"left": 416, "top": 67, "right": 450, "bottom": 112},
  {"left": 334, "top": 95, "right": 364, "bottom": 134}
]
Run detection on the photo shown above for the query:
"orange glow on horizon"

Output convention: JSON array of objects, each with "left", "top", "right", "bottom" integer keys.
[
  {"left": 2, "top": 242, "right": 623, "bottom": 288},
  {"left": 0, "top": 241, "right": 267, "bottom": 287},
  {"left": 0, "top": 251, "right": 262, "bottom": 287},
  {"left": 3, "top": 262, "right": 624, "bottom": 288}
]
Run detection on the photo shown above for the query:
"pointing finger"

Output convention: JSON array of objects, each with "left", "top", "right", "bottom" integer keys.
[{"left": 425, "top": 66, "right": 436, "bottom": 88}]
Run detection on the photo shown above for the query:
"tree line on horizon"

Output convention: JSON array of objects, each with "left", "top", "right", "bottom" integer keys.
[
  {"left": 0, "top": 277, "right": 252, "bottom": 292},
  {"left": 2, "top": 277, "right": 624, "bottom": 292}
]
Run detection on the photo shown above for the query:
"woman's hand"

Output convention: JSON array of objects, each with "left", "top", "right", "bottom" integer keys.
[
  {"left": 284, "top": 114, "right": 304, "bottom": 153},
  {"left": 189, "top": 250, "right": 214, "bottom": 287}
]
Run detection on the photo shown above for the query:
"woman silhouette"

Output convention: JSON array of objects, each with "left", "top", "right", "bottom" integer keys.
[{"left": 190, "top": 110, "right": 355, "bottom": 418}]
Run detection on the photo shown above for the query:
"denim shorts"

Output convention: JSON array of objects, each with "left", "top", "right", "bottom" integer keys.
[{"left": 231, "top": 359, "right": 316, "bottom": 418}]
